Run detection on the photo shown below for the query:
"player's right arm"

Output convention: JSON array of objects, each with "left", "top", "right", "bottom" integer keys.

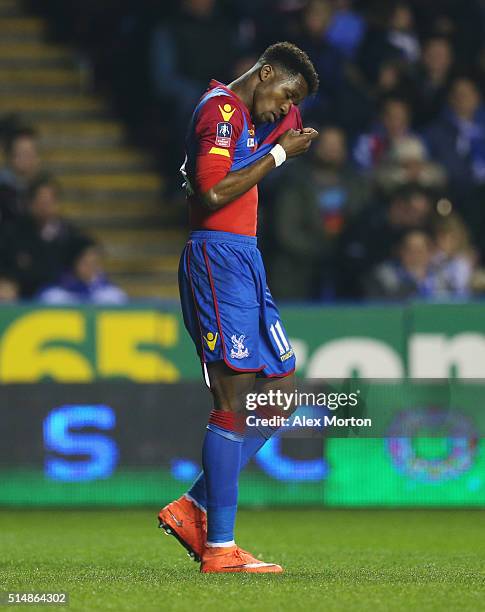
[
  {"left": 191, "top": 97, "right": 317, "bottom": 211},
  {"left": 205, "top": 128, "right": 318, "bottom": 210}
]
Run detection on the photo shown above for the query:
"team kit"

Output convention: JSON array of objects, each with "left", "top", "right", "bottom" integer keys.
[{"left": 159, "top": 43, "right": 320, "bottom": 573}]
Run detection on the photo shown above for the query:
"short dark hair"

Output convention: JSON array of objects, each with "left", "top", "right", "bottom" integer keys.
[
  {"left": 399, "top": 227, "right": 433, "bottom": 248},
  {"left": 379, "top": 95, "right": 410, "bottom": 113},
  {"left": 4, "top": 126, "right": 37, "bottom": 156},
  {"left": 259, "top": 42, "right": 319, "bottom": 95},
  {"left": 67, "top": 236, "right": 99, "bottom": 269},
  {"left": 392, "top": 183, "right": 431, "bottom": 202},
  {"left": 0, "top": 268, "right": 19, "bottom": 285},
  {"left": 28, "top": 173, "right": 60, "bottom": 202}
]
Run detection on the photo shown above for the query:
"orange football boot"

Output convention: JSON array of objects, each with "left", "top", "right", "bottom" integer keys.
[
  {"left": 158, "top": 495, "right": 207, "bottom": 561},
  {"left": 200, "top": 545, "right": 283, "bottom": 573}
]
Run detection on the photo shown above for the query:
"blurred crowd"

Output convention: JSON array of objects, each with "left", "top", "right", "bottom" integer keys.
[
  {"left": 27, "top": 0, "right": 485, "bottom": 301},
  {"left": 0, "top": 123, "right": 126, "bottom": 304}
]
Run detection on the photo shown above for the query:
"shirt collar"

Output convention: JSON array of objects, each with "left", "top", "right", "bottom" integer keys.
[{"left": 208, "top": 79, "right": 250, "bottom": 115}]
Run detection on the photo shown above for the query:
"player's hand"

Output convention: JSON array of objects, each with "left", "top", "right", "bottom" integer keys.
[
  {"left": 277, "top": 128, "right": 319, "bottom": 158},
  {"left": 301, "top": 127, "right": 319, "bottom": 138}
]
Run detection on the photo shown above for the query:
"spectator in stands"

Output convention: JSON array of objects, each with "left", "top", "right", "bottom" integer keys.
[
  {"left": 0, "top": 126, "right": 41, "bottom": 225},
  {"left": 30, "top": 0, "right": 485, "bottom": 305},
  {"left": 149, "top": 0, "right": 240, "bottom": 189},
  {"left": 353, "top": 97, "right": 417, "bottom": 170},
  {"left": 38, "top": 237, "right": 127, "bottom": 305},
  {"left": 325, "top": 0, "right": 366, "bottom": 59},
  {"left": 386, "top": 2, "right": 420, "bottom": 65},
  {"left": 410, "top": 0, "right": 484, "bottom": 69},
  {"left": 150, "top": 0, "right": 238, "bottom": 118},
  {"left": 374, "top": 59, "right": 408, "bottom": 99},
  {"left": 0, "top": 175, "right": 83, "bottom": 298},
  {"left": 335, "top": 56, "right": 414, "bottom": 137},
  {"left": 431, "top": 213, "right": 475, "bottom": 297},
  {"left": 365, "top": 229, "right": 451, "bottom": 300},
  {"left": 310, "top": 125, "right": 371, "bottom": 236},
  {"left": 356, "top": 2, "right": 418, "bottom": 86},
  {"left": 0, "top": 272, "right": 19, "bottom": 303},
  {"left": 374, "top": 135, "right": 446, "bottom": 196},
  {"left": 364, "top": 229, "right": 430, "bottom": 299},
  {"left": 338, "top": 4, "right": 418, "bottom": 135},
  {"left": 266, "top": 126, "right": 369, "bottom": 301},
  {"left": 424, "top": 77, "right": 485, "bottom": 202},
  {"left": 337, "top": 185, "right": 434, "bottom": 298},
  {"left": 413, "top": 36, "right": 455, "bottom": 127},
  {"left": 294, "top": 0, "right": 346, "bottom": 120}
]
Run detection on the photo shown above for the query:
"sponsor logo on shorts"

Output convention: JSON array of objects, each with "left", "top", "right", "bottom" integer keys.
[
  {"left": 204, "top": 331, "right": 218, "bottom": 351},
  {"left": 280, "top": 348, "right": 294, "bottom": 362},
  {"left": 230, "top": 334, "right": 249, "bottom": 359},
  {"left": 215, "top": 122, "right": 232, "bottom": 147},
  {"left": 247, "top": 137, "right": 255, "bottom": 147}
]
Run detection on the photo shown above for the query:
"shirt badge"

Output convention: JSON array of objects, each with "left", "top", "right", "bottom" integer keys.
[
  {"left": 215, "top": 122, "right": 232, "bottom": 147},
  {"left": 218, "top": 103, "right": 236, "bottom": 121},
  {"left": 230, "top": 334, "right": 249, "bottom": 359}
]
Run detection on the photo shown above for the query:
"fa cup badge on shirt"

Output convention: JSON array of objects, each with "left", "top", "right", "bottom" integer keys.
[{"left": 215, "top": 122, "right": 232, "bottom": 147}]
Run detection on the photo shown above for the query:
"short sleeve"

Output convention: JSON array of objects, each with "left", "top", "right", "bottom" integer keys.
[
  {"left": 195, "top": 96, "right": 244, "bottom": 157},
  {"left": 193, "top": 96, "right": 244, "bottom": 192}
]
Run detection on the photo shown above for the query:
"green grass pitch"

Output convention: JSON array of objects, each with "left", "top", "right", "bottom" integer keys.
[{"left": 1, "top": 509, "right": 485, "bottom": 611}]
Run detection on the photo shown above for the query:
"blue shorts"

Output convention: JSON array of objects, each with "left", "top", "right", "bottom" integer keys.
[{"left": 179, "top": 230, "right": 296, "bottom": 377}]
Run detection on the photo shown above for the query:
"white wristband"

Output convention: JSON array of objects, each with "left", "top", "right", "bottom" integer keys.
[{"left": 269, "top": 144, "right": 287, "bottom": 167}]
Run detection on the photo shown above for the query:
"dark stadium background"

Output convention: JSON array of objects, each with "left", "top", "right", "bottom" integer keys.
[
  {"left": 0, "top": 0, "right": 484, "bottom": 533},
  {"left": 2, "top": 3, "right": 485, "bottom": 610}
]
